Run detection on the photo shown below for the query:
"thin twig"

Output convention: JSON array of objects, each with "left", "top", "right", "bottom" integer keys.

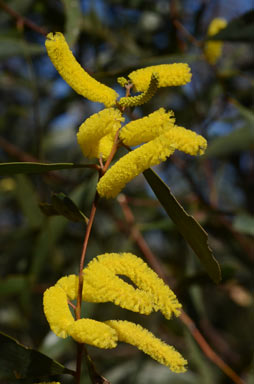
[{"left": 0, "top": 0, "right": 47, "bottom": 36}]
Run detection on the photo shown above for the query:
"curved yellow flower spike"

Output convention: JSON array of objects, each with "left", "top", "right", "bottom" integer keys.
[
  {"left": 34, "top": 382, "right": 61, "bottom": 384},
  {"left": 43, "top": 283, "right": 118, "bottom": 348},
  {"left": 77, "top": 108, "right": 124, "bottom": 160},
  {"left": 68, "top": 319, "right": 118, "bottom": 348},
  {"left": 43, "top": 286, "right": 75, "bottom": 338},
  {"left": 45, "top": 32, "right": 119, "bottom": 107},
  {"left": 43, "top": 253, "right": 187, "bottom": 371},
  {"left": 106, "top": 320, "right": 187, "bottom": 373},
  {"left": 204, "top": 18, "right": 227, "bottom": 65},
  {"left": 85, "top": 253, "right": 182, "bottom": 319},
  {"left": 128, "top": 63, "right": 192, "bottom": 92},
  {"left": 97, "top": 122, "right": 207, "bottom": 198},
  {"left": 120, "top": 108, "right": 175, "bottom": 146}
]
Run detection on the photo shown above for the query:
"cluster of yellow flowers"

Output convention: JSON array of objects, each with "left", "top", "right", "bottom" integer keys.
[
  {"left": 46, "top": 32, "right": 207, "bottom": 199},
  {"left": 44, "top": 31, "right": 209, "bottom": 375},
  {"left": 44, "top": 253, "right": 187, "bottom": 372},
  {"left": 204, "top": 17, "right": 227, "bottom": 64}
]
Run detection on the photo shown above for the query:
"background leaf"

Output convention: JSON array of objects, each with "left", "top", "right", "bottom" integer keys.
[
  {"left": 0, "top": 332, "right": 75, "bottom": 380},
  {"left": 0, "top": 162, "right": 96, "bottom": 175},
  {"left": 61, "top": 0, "right": 82, "bottom": 46},
  {"left": 0, "top": 37, "right": 44, "bottom": 58},
  {"left": 143, "top": 169, "right": 221, "bottom": 283}
]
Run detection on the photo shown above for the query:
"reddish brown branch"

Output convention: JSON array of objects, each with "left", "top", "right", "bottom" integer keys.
[{"left": 0, "top": 0, "right": 47, "bottom": 36}]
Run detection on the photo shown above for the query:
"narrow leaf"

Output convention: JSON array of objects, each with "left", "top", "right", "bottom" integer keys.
[
  {"left": 0, "top": 37, "right": 44, "bottom": 58},
  {"left": 0, "top": 162, "right": 96, "bottom": 176},
  {"left": 204, "top": 125, "right": 254, "bottom": 158},
  {"left": 40, "top": 193, "right": 88, "bottom": 223},
  {"left": 0, "top": 332, "right": 75, "bottom": 380},
  {"left": 144, "top": 169, "right": 221, "bottom": 283},
  {"left": 61, "top": 0, "right": 82, "bottom": 46}
]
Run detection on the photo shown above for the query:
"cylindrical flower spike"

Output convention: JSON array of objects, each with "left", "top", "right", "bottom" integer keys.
[
  {"left": 87, "top": 253, "right": 182, "bottom": 319},
  {"left": 106, "top": 320, "right": 187, "bottom": 373},
  {"left": 83, "top": 259, "right": 154, "bottom": 314},
  {"left": 118, "top": 73, "right": 159, "bottom": 107},
  {"left": 43, "top": 253, "right": 187, "bottom": 371},
  {"left": 128, "top": 63, "right": 192, "bottom": 92},
  {"left": 34, "top": 382, "right": 61, "bottom": 384},
  {"left": 45, "top": 32, "right": 119, "bottom": 107},
  {"left": 120, "top": 108, "right": 175, "bottom": 146},
  {"left": 204, "top": 18, "right": 227, "bottom": 64},
  {"left": 97, "top": 133, "right": 175, "bottom": 198},
  {"left": 68, "top": 319, "right": 118, "bottom": 348},
  {"left": 43, "top": 286, "right": 75, "bottom": 338},
  {"left": 77, "top": 108, "right": 124, "bottom": 160},
  {"left": 98, "top": 120, "right": 207, "bottom": 198}
]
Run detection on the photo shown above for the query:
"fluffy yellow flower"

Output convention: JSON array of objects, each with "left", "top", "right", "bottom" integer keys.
[
  {"left": 34, "top": 382, "right": 61, "bottom": 384},
  {"left": 45, "top": 32, "right": 118, "bottom": 107},
  {"left": 97, "top": 133, "right": 175, "bottom": 198},
  {"left": 97, "top": 123, "right": 207, "bottom": 198},
  {"left": 43, "top": 286, "right": 75, "bottom": 338},
  {"left": 106, "top": 320, "right": 187, "bottom": 373},
  {"left": 77, "top": 108, "right": 124, "bottom": 160},
  {"left": 204, "top": 18, "right": 227, "bottom": 64},
  {"left": 128, "top": 63, "right": 192, "bottom": 92},
  {"left": 120, "top": 108, "right": 175, "bottom": 146},
  {"left": 68, "top": 319, "right": 118, "bottom": 348},
  {"left": 89, "top": 253, "right": 182, "bottom": 319},
  {"left": 83, "top": 257, "right": 154, "bottom": 314}
]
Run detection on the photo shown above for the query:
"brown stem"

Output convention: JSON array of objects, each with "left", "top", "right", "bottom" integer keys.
[
  {"left": 76, "top": 193, "right": 99, "bottom": 320},
  {"left": 117, "top": 194, "right": 245, "bottom": 384},
  {"left": 0, "top": 0, "right": 47, "bottom": 36}
]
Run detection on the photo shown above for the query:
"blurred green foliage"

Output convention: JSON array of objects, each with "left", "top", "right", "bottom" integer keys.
[{"left": 0, "top": 0, "right": 253, "bottom": 383}]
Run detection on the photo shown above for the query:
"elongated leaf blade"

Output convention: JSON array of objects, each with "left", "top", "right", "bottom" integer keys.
[
  {"left": 0, "top": 162, "right": 95, "bottom": 176},
  {"left": 61, "top": 0, "right": 82, "bottom": 46},
  {"left": 0, "top": 332, "right": 75, "bottom": 380},
  {"left": 144, "top": 169, "right": 221, "bottom": 283}
]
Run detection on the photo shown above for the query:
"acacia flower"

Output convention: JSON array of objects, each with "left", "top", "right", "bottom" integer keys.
[
  {"left": 120, "top": 108, "right": 175, "bottom": 146},
  {"left": 43, "top": 253, "right": 186, "bottom": 371},
  {"left": 84, "top": 253, "right": 182, "bottom": 319},
  {"left": 106, "top": 320, "right": 187, "bottom": 373},
  {"left": 204, "top": 18, "right": 227, "bottom": 64},
  {"left": 97, "top": 114, "right": 207, "bottom": 198},
  {"left": 128, "top": 63, "right": 192, "bottom": 92},
  {"left": 77, "top": 108, "right": 124, "bottom": 160},
  {"left": 43, "top": 285, "right": 75, "bottom": 338},
  {"left": 45, "top": 32, "right": 118, "bottom": 107}
]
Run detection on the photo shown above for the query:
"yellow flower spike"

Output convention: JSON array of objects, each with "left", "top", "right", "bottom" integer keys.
[
  {"left": 118, "top": 73, "right": 159, "bottom": 107},
  {"left": 34, "top": 382, "right": 61, "bottom": 384},
  {"left": 106, "top": 320, "right": 187, "bottom": 373},
  {"left": 77, "top": 108, "right": 124, "bottom": 160},
  {"left": 56, "top": 264, "right": 153, "bottom": 315},
  {"left": 68, "top": 319, "right": 118, "bottom": 348},
  {"left": 45, "top": 32, "right": 119, "bottom": 107},
  {"left": 165, "top": 125, "right": 207, "bottom": 156},
  {"left": 90, "top": 253, "right": 182, "bottom": 319},
  {"left": 43, "top": 286, "right": 75, "bottom": 338},
  {"left": 56, "top": 274, "right": 78, "bottom": 301},
  {"left": 128, "top": 63, "right": 192, "bottom": 92},
  {"left": 120, "top": 108, "right": 175, "bottom": 146},
  {"left": 204, "top": 18, "right": 227, "bottom": 64},
  {"left": 83, "top": 258, "right": 154, "bottom": 315},
  {"left": 117, "top": 76, "right": 129, "bottom": 87},
  {"left": 97, "top": 133, "right": 176, "bottom": 199}
]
